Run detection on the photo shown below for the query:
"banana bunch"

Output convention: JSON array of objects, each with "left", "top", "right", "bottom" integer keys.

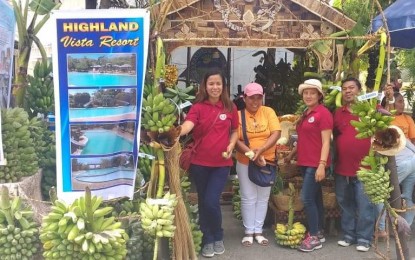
[
  {"left": 321, "top": 80, "right": 342, "bottom": 110},
  {"left": 351, "top": 101, "right": 393, "bottom": 139},
  {"left": 357, "top": 153, "right": 393, "bottom": 204},
  {"left": 275, "top": 222, "right": 306, "bottom": 248},
  {"left": 231, "top": 180, "right": 242, "bottom": 221},
  {"left": 323, "top": 88, "right": 342, "bottom": 111},
  {"left": 0, "top": 108, "right": 38, "bottom": 183},
  {"left": 163, "top": 85, "right": 195, "bottom": 106},
  {"left": 126, "top": 221, "right": 154, "bottom": 260},
  {"left": 0, "top": 187, "right": 40, "bottom": 259},
  {"left": 164, "top": 65, "right": 178, "bottom": 88},
  {"left": 190, "top": 215, "right": 203, "bottom": 253},
  {"left": 138, "top": 144, "right": 155, "bottom": 182},
  {"left": 25, "top": 60, "right": 54, "bottom": 117},
  {"left": 181, "top": 176, "right": 191, "bottom": 193},
  {"left": 140, "top": 192, "right": 177, "bottom": 238},
  {"left": 28, "top": 117, "right": 56, "bottom": 200},
  {"left": 40, "top": 190, "right": 128, "bottom": 259},
  {"left": 141, "top": 92, "right": 177, "bottom": 133}
]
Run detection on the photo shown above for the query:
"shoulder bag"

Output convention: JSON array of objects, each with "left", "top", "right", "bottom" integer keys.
[{"left": 241, "top": 109, "right": 278, "bottom": 187}]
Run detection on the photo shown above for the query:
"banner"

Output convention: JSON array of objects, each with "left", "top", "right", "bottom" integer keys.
[
  {"left": 0, "top": 0, "right": 15, "bottom": 166},
  {"left": 52, "top": 9, "right": 149, "bottom": 203}
]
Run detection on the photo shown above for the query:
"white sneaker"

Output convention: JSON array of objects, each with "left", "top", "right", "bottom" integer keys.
[
  {"left": 356, "top": 243, "right": 370, "bottom": 252},
  {"left": 338, "top": 239, "right": 352, "bottom": 247}
]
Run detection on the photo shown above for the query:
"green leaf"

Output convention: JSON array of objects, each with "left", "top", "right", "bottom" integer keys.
[
  {"left": 14, "top": 211, "right": 22, "bottom": 220},
  {"left": 29, "top": 0, "right": 57, "bottom": 16}
]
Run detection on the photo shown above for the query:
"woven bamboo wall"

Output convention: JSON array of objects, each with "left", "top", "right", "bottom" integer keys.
[{"left": 156, "top": 0, "right": 356, "bottom": 52}]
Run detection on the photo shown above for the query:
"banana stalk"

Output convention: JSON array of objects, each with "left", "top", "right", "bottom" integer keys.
[
  {"left": 373, "top": 30, "right": 387, "bottom": 94},
  {"left": 12, "top": 0, "right": 61, "bottom": 107},
  {"left": 85, "top": 187, "right": 93, "bottom": 229},
  {"left": 154, "top": 37, "right": 165, "bottom": 86},
  {"left": 0, "top": 187, "right": 14, "bottom": 225},
  {"left": 156, "top": 148, "right": 165, "bottom": 199},
  {"left": 147, "top": 159, "right": 158, "bottom": 198},
  {"left": 287, "top": 183, "right": 295, "bottom": 230}
]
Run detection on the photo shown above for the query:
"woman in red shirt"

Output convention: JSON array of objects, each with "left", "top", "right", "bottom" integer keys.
[
  {"left": 180, "top": 69, "right": 239, "bottom": 257},
  {"left": 285, "top": 79, "right": 333, "bottom": 252}
]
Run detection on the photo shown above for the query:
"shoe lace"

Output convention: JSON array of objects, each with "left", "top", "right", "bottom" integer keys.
[{"left": 303, "top": 234, "right": 313, "bottom": 244}]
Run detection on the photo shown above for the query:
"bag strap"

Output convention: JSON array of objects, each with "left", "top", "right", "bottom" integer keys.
[{"left": 241, "top": 109, "right": 250, "bottom": 147}]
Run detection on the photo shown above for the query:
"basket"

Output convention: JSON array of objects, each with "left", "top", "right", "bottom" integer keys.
[
  {"left": 323, "top": 192, "right": 337, "bottom": 209},
  {"left": 278, "top": 163, "right": 300, "bottom": 179},
  {"left": 272, "top": 189, "right": 304, "bottom": 212}
]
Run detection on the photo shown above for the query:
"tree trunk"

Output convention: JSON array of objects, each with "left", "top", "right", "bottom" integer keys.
[{"left": 386, "top": 156, "right": 410, "bottom": 260}]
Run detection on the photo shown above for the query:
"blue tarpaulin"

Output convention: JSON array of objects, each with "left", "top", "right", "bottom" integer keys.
[{"left": 372, "top": 0, "right": 415, "bottom": 49}]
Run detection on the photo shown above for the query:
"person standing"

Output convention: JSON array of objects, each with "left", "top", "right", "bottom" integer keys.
[
  {"left": 180, "top": 69, "right": 239, "bottom": 258},
  {"left": 235, "top": 83, "right": 281, "bottom": 247},
  {"left": 376, "top": 90, "right": 415, "bottom": 235},
  {"left": 285, "top": 79, "right": 333, "bottom": 252},
  {"left": 333, "top": 77, "right": 376, "bottom": 252}
]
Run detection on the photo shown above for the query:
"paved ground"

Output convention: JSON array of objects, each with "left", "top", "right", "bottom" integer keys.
[{"left": 215, "top": 204, "right": 415, "bottom": 260}]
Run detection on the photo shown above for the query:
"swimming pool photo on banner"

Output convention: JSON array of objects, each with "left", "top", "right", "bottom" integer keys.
[
  {"left": 71, "top": 153, "right": 135, "bottom": 191},
  {"left": 68, "top": 87, "right": 137, "bottom": 122},
  {"left": 67, "top": 53, "right": 137, "bottom": 87},
  {"left": 70, "top": 121, "right": 135, "bottom": 155}
]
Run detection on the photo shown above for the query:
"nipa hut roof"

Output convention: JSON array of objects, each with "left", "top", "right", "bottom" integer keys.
[{"left": 152, "top": 0, "right": 356, "bottom": 50}]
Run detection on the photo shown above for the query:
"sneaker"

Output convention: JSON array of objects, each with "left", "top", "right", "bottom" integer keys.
[
  {"left": 356, "top": 242, "right": 370, "bottom": 252},
  {"left": 202, "top": 243, "right": 214, "bottom": 258},
  {"left": 213, "top": 240, "right": 225, "bottom": 255},
  {"left": 317, "top": 231, "right": 326, "bottom": 243},
  {"left": 298, "top": 234, "right": 322, "bottom": 252},
  {"left": 338, "top": 238, "right": 354, "bottom": 247}
]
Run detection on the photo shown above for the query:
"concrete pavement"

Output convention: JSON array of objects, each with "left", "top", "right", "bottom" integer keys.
[{"left": 214, "top": 204, "right": 415, "bottom": 260}]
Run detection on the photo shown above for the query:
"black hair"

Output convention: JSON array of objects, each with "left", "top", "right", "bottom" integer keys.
[{"left": 341, "top": 77, "right": 362, "bottom": 90}]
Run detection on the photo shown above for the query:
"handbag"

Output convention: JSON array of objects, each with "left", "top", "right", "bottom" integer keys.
[
  {"left": 241, "top": 109, "right": 277, "bottom": 187},
  {"left": 179, "top": 111, "right": 221, "bottom": 171},
  {"left": 179, "top": 141, "right": 197, "bottom": 171}
]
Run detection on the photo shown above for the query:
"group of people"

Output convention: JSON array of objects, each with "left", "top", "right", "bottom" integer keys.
[{"left": 179, "top": 69, "right": 415, "bottom": 258}]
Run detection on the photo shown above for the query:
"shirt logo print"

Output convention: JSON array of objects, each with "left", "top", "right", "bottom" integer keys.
[
  {"left": 308, "top": 116, "right": 315, "bottom": 123},
  {"left": 219, "top": 114, "right": 227, "bottom": 120}
]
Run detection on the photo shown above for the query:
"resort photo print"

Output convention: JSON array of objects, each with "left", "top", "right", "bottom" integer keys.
[{"left": 67, "top": 53, "right": 137, "bottom": 87}]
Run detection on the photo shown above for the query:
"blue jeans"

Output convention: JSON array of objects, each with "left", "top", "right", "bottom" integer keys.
[
  {"left": 300, "top": 167, "right": 324, "bottom": 236},
  {"left": 190, "top": 164, "right": 230, "bottom": 245},
  {"left": 377, "top": 158, "right": 415, "bottom": 230},
  {"left": 335, "top": 175, "right": 376, "bottom": 244},
  {"left": 398, "top": 159, "right": 415, "bottom": 227}
]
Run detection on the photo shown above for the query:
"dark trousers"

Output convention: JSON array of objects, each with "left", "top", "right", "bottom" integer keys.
[
  {"left": 190, "top": 164, "right": 230, "bottom": 245},
  {"left": 300, "top": 166, "right": 324, "bottom": 236}
]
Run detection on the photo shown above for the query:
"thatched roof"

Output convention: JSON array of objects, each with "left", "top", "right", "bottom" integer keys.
[{"left": 152, "top": 0, "right": 356, "bottom": 51}]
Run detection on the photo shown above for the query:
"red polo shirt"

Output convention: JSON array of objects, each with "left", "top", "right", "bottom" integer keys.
[
  {"left": 296, "top": 104, "right": 333, "bottom": 168},
  {"left": 185, "top": 101, "right": 239, "bottom": 167},
  {"left": 333, "top": 106, "right": 371, "bottom": 177}
]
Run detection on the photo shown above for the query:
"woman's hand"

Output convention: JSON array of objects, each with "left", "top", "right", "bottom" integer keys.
[
  {"left": 223, "top": 143, "right": 235, "bottom": 159},
  {"left": 251, "top": 148, "right": 262, "bottom": 161},
  {"left": 254, "top": 155, "right": 266, "bottom": 167},
  {"left": 384, "top": 84, "right": 394, "bottom": 101},
  {"left": 315, "top": 165, "right": 326, "bottom": 182}
]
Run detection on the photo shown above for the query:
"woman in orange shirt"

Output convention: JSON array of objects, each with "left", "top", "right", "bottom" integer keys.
[{"left": 235, "top": 83, "right": 281, "bottom": 247}]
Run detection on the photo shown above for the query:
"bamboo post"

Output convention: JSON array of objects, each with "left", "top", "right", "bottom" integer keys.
[{"left": 386, "top": 156, "right": 409, "bottom": 260}]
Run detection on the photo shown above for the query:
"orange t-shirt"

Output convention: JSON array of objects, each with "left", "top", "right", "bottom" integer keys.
[
  {"left": 236, "top": 106, "right": 281, "bottom": 165},
  {"left": 391, "top": 114, "right": 415, "bottom": 139}
]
